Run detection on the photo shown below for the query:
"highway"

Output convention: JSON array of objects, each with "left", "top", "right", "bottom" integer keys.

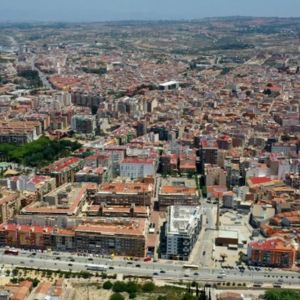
[{"left": 0, "top": 250, "right": 299, "bottom": 286}]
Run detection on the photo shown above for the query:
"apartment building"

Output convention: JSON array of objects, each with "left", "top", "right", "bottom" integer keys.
[
  {"left": 21, "top": 183, "right": 87, "bottom": 217},
  {"left": 158, "top": 177, "right": 200, "bottom": 210},
  {"left": 0, "top": 218, "right": 147, "bottom": 257},
  {"left": 160, "top": 205, "right": 202, "bottom": 260},
  {"left": 0, "top": 189, "right": 21, "bottom": 223},
  {"left": 120, "top": 158, "right": 157, "bottom": 179},
  {"left": 95, "top": 181, "right": 153, "bottom": 206},
  {"left": 39, "top": 157, "right": 84, "bottom": 186},
  {"left": 71, "top": 114, "right": 96, "bottom": 134},
  {"left": 204, "top": 164, "right": 227, "bottom": 187},
  {"left": 247, "top": 237, "right": 297, "bottom": 268},
  {"left": 75, "top": 167, "right": 108, "bottom": 184},
  {"left": 6, "top": 175, "right": 56, "bottom": 197},
  {"left": 75, "top": 219, "right": 147, "bottom": 257}
]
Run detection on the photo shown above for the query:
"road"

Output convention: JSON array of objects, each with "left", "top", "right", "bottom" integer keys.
[
  {"left": 189, "top": 199, "right": 217, "bottom": 267},
  {"left": 30, "top": 54, "right": 54, "bottom": 90},
  {"left": 0, "top": 250, "right": 299, "bottom": 287}
]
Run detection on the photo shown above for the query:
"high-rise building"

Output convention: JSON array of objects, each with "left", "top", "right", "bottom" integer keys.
[
  {"left": 71, "top": 114, "right": 96, "bottom": 134},
  {"left": 160, "top": 205, "right": 202, "bottom": 260}
]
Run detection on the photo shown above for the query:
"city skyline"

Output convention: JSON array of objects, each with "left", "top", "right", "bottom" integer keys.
[{"left": 1, "top": 0, "right": 300, "bottom": 22}]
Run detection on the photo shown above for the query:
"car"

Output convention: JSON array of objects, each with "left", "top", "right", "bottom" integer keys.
[
  {"left": 127, "top": 261, "right": 133, "bottom": 265},
  {"left": 88, "top": 258, "right": 93, "bottom": 261},
  {"left": 56, "top": 257, "right": 60, "bottom": 260},
  {"left": 253, "top": 282, "right": 262, "bottom": 287},
  {"left": 135, "top": 264, "right": 141, "bottom": 268},
  {"left": 153, "top": 272, "right": 159, "bottom": 276},
  {"left": 202, "top": 251, "right": 206, "bottom": 256},
  {"left": 20, "top": 261, "right": 25, "bottom": 264},
  {"left": 160, "top": 270, "right": 166, "bottom": 273},
  {"left": 184, "top": 274, "right": 189, "bottom": 277},
  {"left": 69, "top": 258, "right": 75, "bottom": 262},
  {"left": 109, "top": 266, "right": 114, "bottom": 270},
  {"left": 193, "top": 272, "right": 199, "bottom": 276},
  {"left": 68, "top": 263, "right": 73, "bottom": 267}
]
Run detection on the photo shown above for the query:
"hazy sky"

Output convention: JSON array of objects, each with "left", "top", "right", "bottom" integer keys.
[{"left": 1, "top": 0, "right": 300, "bottom": 22}]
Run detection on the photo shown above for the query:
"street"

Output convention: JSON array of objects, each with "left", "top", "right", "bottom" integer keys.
[{"left": 0, "top": 249, "right": 299, "bottom": 287}]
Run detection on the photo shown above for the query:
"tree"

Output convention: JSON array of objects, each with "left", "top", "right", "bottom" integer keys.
[
  {"left": 220, "top": 253, "right": 227, "bottom": 262},
  {"left": 142, "top": 281, "right": 155, "bottom": 293},
  {"left": 126, "top": 281, "right": 138, "bottom": 294},
  {"left": 113, "top": 281, "right": 127, "bottom": 293},
  {"left": 79, "top": 271, "right": 91, "bottom": 279},
  {"left": 109, "top": 293, "right": 125, "bottom": 300},
  {"left": 103, "top": 280, "right": 113, "bottom": 290},
  {"left": 32, "top": 278, "right": 40, "bottom": 287},
  {"left": 128, "top": 292, "right": 136, "bottom": 299},
  {"left": 181, "top": 293, "right": 197, "bottom": 300},
  {"left": 10, "top": 277, "right": 18, "bottom": 284},
  {"left": 264, "top": 289, "right": 300, "bottom": 300}
]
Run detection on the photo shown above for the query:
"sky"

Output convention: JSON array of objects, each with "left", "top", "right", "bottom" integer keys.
[{"left": 1, "top": 0, "right": 300, "bottom": 22}]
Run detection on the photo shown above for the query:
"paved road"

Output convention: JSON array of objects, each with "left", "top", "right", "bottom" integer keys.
[
  {"left": 0, "top": 250, "right": 299, "bottom": 286},
  {"left": 30, "top": 54, "right": 54, "bottom": 90},
  {"left": 190, "top": 200, "right": 217, "bottom": 267}
]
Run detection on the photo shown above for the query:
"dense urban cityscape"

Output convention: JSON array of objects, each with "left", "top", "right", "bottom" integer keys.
[{"left": 0, "top": 15, "right": 300, "bottom": 300}]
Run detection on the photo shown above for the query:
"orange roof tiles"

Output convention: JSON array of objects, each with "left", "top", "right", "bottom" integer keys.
[
  {"left": 160, "top": 185, "right": 196, "bottom": 195},
  {"left": 100, "top": 182, "right": 152, "bottom": 194},
  {"left": 75, "top": 219, "right": 146, "bottom": 237}
]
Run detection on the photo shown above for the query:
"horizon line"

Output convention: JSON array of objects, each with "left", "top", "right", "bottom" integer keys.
[{"left": 0, "top": 15, "right": 299, "bottom": 25}]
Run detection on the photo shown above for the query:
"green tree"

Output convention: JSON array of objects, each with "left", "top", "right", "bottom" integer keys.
[
  {"left": 264, "top": 289, "right": 300, "bottom": 300},
  {"left": 142, "top": 281, "right": 155, "bottom": 293},
  {"left": 181, "top": 293, "right": 198, "bottom": 300},
  {"left": 79, "top": 271, "right": 91, "bottom": 279},
  {"left": 103, "top": 280, "right": 113, "bottom": 290},
  {"left": 113, "top": 281, "right": 127, "bottom": 293},
  {"left": 128, "top": 292, "right": 136, "bottom": 299},
  {"left": 126, "top": 281, "right": 138, "bottom": 294},
  {"left": 10, "top": 277, "right": 18, "bottom": 284},
  {"left": 32, "top": 278, "right": 40, "bottom": 287},
  {"left": 157, "top": 296, "right": 168, "bottom": 300},
  {"left": 109, "top": 293, "right": 125, "bottom": 300}
]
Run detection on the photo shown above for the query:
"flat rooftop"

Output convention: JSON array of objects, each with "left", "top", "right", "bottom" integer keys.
[
  {"left": 75, "top": 218, "right": 146, "bottom": 237},
  {"left": 167, "top": 205, "right": 201, "bottom": 236},
  {"left": 216, "top": 230, "right": 239, "bottom": 240},
  {"left": 160, "top": 176, "right": 196, "bottom": 188},
  {"left": 98, "top": 182, "right": 153, "bottom": 194},
  {"left": 21, "top": 183, "right": 87, "bottom": 216}
]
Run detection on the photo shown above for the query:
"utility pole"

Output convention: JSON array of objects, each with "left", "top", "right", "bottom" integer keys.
[{"left": 216, "top": 197, "right": 220, "bottom": 230}]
